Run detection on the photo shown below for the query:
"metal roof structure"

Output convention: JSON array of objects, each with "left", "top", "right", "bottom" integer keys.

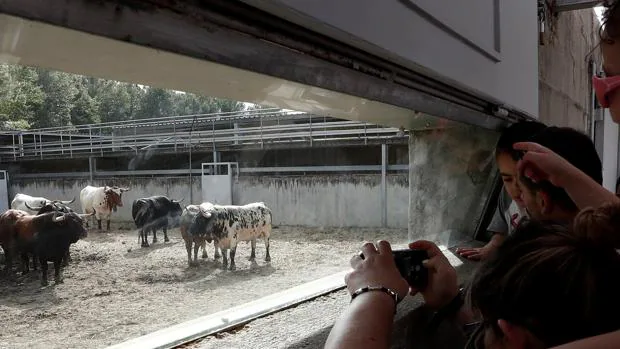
[{"left": 0, "top": 108, "right": 408, "bottom": 162}]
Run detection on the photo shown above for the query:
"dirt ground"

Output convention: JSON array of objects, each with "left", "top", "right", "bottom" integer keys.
[{"left": 0, "top": 224, "right": 408, "bottom": 349}]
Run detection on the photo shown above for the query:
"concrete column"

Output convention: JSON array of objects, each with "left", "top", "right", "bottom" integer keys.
[
  {"left": 212, "top": 150, "right": 219, "bottom": 175},
  {"left": 88, "top": 157, "right": 96, "bottom": 182},
  {"left": 381, "top": 144, "right": 388, "bottom": 227},
  {"left": 234, "top": 122, "right": 239, "bottom": 145},
  {"left": 602, "top": 109, "right": 619, "bottom": 192},
  {"left": 407, "top": 125, "right": 494, "bottom": 244}
]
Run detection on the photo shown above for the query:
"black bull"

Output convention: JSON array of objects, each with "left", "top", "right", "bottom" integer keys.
[
  {"left": 20, "top": 211, "right": 88, "bottom": 286},
  {"left": 132, "top": 196, "right": 183, "bottom": 247}
]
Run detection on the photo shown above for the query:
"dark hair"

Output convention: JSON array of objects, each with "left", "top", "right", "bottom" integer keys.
[
  {"left": 469, "top": 204, "right": 620, "bottom": 347},
  {"left": 495, "top": 121, "right": 546, "bottom": 161},
  {"left": 601, "top": 1, "right": 620, "bottom": 43},
  {"left": 519, "top": 127, "right": 602, "bottom": 212}
]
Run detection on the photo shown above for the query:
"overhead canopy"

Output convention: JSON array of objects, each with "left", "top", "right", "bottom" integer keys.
[{"left": 0, "top": 0, "right": 536, "bottom": 130}]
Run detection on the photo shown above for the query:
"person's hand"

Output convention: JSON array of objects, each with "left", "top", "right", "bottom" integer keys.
[
  {"left": 455, "top": 244, "right": 494, "bottom": 261},
  {"left": 409, "top": 240, "right": 459, "bottom": 309},
  {"left": 455, "top": 236, "right": 502, "bottom": 261},
  {"left": 346, "top": 240, "right": 410, "bottom": 301},
  {"left": 513, "top": 142, "right": 580, "bottom": 187}
]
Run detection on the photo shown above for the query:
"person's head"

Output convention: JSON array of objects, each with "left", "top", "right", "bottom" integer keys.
[
  {"left": 518, "top": 127, "right": 602, "bottom": 221},
  {"left": 595, "top": 1, "right": 620, "bottom": 122},
  {"left": 468, "top": 203, "right": 620, "bottom": 349},
  {"left": 495, "top": 121, "right": 546, "bottom": 207}
]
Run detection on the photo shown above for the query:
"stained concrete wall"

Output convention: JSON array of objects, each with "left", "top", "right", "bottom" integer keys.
[
  {"left": 8, "top": 174, "right": 409, "bottom": 228},
  {"left": 233, "top": 174, "right": 408, "bottom": 228},
  {"left": 538, "top": 8, "right": 599, "bottom": 130},
  {"left": 408, "top": 124, "right": 499, "bottom": 245}
]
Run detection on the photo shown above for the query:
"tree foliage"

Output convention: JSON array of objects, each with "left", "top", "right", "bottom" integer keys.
[{"left": 0, "top": 63, "right": 247, "bottom": 130}]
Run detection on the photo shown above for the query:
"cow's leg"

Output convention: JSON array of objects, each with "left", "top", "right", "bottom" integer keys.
[
  {"left": 53, "top": 258, "right": 63, "bottom": 284},
  {"left": 249, "top": 239, "right": 256, "bottom": 261},
  {"left": 3, "top": 247, "right": 13, "bottom": 277},
  {"left": 97, "top": 219, "right": 102, "bottom": 230},
  {"left": 229, "top": 245, "right": 237, "bottom": 271},
  {"left": 32, "top": 254, "right": 38, "bottom": 270},
  {"left": 202, "top": 241, "right": 209, "bottom": 259},
  {"left": 20, "top": 252, "right": 30, "bottom": 274},
  {"left": 62, "top": 249, "right": 70, "bottom": 267},
  {"left": 152, "top": 229, "right": 158, "bottom": 244},
  {"left": 198, "top": 239, "right": 207, "bottom": 260},
  {"left": 185, "top": 239, "right": 194, "bottom": 266},
  {"left": 39, "top": 256, "right": 49, "bottom": 286},
  {"left": 141, "top": 229, "right": 149, "bottom": 248},
  {"left": 106, "top": 219, "right": 111, "bottom": 231},
  {"left": 221, "top": 248, "right": 229, "bottom": 269},
  {"left": 213, "top": 241, "right": 221, "bottom": 259},
  {"left": 264, "top": 237, "right": 271, "bottom": 262},
  {"left": 163, "top": 227, "right": 169, "bottom": 243},
  {"left": 193, "top": 240, "right": 201, "bottom": 265}
]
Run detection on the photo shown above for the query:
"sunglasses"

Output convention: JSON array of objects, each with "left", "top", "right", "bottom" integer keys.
[{"left": 592, "top": 74, "right": 620, "bottom": 108}]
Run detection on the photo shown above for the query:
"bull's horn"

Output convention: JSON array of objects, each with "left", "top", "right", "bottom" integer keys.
[
  {"left": 24, "top": 202, "right": 42, "bottom": 211},
  {"left": 78, "top": 210, "right": 96, "bottom": 219},
  {"left": 121, "top": 187, "right": 130, "bottom": 192},
  {"left": 52, "top": 212, "right": 66, "bottom": 223},
  {"left": 173, "top": 198, "right": 184, "bottom": 204},
  {"left": 59, "top": 197, "right": 75, "bottom": 205}
]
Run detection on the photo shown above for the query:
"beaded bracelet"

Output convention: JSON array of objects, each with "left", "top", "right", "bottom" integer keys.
[{"left": 350, "top": 286, "right": 401, "bottom": 313}]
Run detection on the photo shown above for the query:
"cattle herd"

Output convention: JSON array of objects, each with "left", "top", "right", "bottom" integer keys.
[{"left": 0, "top": 185, "right": 273, "bottom": 287}]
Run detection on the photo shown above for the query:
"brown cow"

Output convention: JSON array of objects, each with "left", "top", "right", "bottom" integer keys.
[
  {"left": 15, "top": 211, "right": 90, "bottom": 286},
  {"left": 0, "top": 209, "right": 29, "bottom": 276}
]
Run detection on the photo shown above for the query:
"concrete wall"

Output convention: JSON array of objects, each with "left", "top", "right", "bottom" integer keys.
[
  {"left": 538, "top": 9, "right": 599, "bottom": 130},
  {"left": 233, "top": 174, "right": 408, "bottom": 228},
  {"left": 408, "top": 124, "right": 499, "bottom": 245},
  {"left": 602, "top": 110, "right": 619, "bottom": 192},
  {"left": 8, "top": 174, "right": 409, "bottom": 228}
]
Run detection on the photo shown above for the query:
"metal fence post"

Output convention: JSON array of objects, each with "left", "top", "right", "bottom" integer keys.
[{"left": 381, "top": 143, "right": 388, "bottom": 228}]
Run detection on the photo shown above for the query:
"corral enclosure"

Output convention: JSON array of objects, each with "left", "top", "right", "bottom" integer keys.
[
  {"left": 9, "top": 173, "right": 409, "bottom": 228},
  {"left": 0, "top": 5, "right": 505, "bottom": 347}
]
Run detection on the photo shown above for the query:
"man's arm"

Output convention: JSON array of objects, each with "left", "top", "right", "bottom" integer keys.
[
  {"left": 550, "top": 330, "right": 620, "bottom": 349},
  {"left": 324, "top": 292, "right": 395, "bottom": 349},
  {"left": 558, "top": 163, "right": 620, "bottom": 209}
]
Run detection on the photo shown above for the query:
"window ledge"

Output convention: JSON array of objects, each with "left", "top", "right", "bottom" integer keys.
[{"left": 188, "top": 249, "right": 480, "bottom": 349}]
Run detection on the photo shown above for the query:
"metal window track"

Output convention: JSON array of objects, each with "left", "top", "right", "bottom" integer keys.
[{"left": 0, "top": 0, "right": 524, "bottom": 131}]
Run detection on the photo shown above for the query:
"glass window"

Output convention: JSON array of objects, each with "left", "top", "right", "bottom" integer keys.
[{"left": 0, "top": 67, "right": 498, "bottom": 348}]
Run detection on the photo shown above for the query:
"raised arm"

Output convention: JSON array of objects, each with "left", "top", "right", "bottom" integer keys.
[{"left": 514, "top": 142, "right": 619, "bottom": 209}]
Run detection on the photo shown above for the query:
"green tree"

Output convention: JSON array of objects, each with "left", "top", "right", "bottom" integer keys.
[
  {"left": 33, "top": 69, "right": 77, "bottom": 128},
  {"left": 0, "top": 65, "right": 44, "bottom": 129},
  {"left": 97, "top": 83, "right": 132, "bottom": 123},
  {"left": 137, "top": 87, "right": 174, "bottom": 119},
  {"left": 71, "top": 88, "right": 99, "bottom": 125}
]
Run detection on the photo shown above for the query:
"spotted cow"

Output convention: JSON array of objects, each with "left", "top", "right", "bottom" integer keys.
[
  {"left": 190, "top": 202, "right": 272, "bottom": 271},
  {"left": 80, "top": 185, "right": 130, "bottom": 230}
]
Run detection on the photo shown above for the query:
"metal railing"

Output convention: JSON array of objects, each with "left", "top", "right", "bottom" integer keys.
[{"left": 0, "top": 109, "right": 406, "bottom": 161}]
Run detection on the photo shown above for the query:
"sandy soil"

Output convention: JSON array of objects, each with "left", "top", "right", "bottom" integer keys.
[{"left": 0, "top": 225, "right": 407, "bottom": 349}]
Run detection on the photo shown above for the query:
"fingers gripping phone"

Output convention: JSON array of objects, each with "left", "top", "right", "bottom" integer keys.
[
  {"left": 392, "top": 249, "right": 429, "bottom": 290},
  {"left": 360, "top": 248, "right": 429, "bottom": 290}
]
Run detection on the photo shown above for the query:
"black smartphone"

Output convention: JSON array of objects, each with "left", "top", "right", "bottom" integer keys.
[{"left": 392, "top": 249, "right": 428, "bottom": 290}]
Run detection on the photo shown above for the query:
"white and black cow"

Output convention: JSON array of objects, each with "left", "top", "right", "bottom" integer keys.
[
  {"left": 11, "top": 193, "right": 75, "bottom": 215},
  {"left": 180, "top": 205, "right": 221, "bottom": 266},
  {"left": 132, "top": 196, "right": 183, "bottom": 247},
  {"left": 80, "top": 185, "right": 130, "bottom": 230},
  {"left": 190, "top": 202, "right": 272, "bottom": 271}
]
